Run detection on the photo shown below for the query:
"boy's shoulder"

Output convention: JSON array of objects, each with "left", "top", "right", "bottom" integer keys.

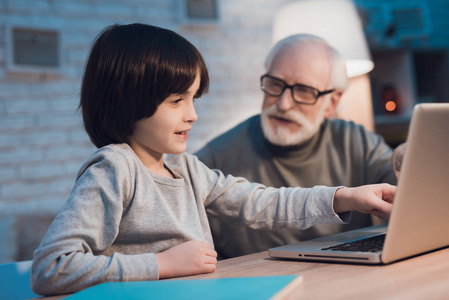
[
  {"left": 99, "top": 143, "right": 135, "bottom": 156},
  {"left": 78, "top": 143, "right": 139, "bottom": 175},
  {"left": 90, "top": 143, "right": 137, "bottom": 163}
]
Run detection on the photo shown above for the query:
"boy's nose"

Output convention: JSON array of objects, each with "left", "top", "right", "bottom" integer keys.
[{"left": 187, "top": 102, "right": 198, "bottom": 123}]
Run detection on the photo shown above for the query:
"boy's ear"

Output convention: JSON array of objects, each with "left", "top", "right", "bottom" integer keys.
[{"left": 324, "top": 90, "right": 343, "bottom": 119}]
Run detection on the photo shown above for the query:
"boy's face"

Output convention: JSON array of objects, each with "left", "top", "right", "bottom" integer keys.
[{"left": 128, "top": 73, "right": 200, "bottom": 162}]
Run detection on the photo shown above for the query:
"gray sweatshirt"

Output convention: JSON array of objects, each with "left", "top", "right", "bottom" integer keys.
[{"left": 31, "top": 143, "right": 347, "bottom": 295}]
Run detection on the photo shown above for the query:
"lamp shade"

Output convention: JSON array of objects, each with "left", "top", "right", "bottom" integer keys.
[{"left": 272, "top": 0, "right": 374, "bottom": 78}]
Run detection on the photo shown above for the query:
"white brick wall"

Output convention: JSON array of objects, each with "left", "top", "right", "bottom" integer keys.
[{"left": 0, "top": 0, "right": 289, "bottom": 262}]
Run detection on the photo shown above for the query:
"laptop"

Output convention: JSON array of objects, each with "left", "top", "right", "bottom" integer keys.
[{"left": 269, "top": 103, "right": 449, "bottom": 264}]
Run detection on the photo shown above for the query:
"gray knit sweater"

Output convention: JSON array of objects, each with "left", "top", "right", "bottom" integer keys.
[
  {"left": 196, "top": 115, "right": 396, "bottom": 258},
  {"left": 31, "top": 143, "right": 347, "bottom": 295}
]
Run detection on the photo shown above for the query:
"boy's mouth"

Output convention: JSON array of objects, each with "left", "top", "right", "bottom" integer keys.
[{"left": 175, "top": 130, "right": 189, "bottom": 140}]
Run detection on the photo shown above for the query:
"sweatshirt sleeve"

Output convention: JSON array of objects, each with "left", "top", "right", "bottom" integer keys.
[
  {"left": 31, "top": 149, "right": 159, "bottom": 296},
  {"left": 184, "top": 154, "right": 349, "bottom": 230}
]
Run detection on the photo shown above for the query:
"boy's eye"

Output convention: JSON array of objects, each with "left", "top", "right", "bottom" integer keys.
[{"left": 171, "top": 98, "right": 182, "bottom": 104}]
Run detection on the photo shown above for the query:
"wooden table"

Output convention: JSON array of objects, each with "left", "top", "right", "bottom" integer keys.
[
  {"left": 6, "top": 248, "right": 449, "bottom": 299},
  {"left": 183, "top": 249, "right": 449, "bottom": 299}
]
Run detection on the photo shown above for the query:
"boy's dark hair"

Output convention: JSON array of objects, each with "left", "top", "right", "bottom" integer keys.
[{"left": 80, "top": 23, "right": 209, "bottom": 148}]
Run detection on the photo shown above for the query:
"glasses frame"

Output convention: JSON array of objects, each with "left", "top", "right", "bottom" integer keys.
[{"left": 260, "top": 74, "right": 334, "bottom": 105}]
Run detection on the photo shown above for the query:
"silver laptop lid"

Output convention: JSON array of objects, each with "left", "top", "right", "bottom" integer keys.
[{"left": 382, "top": 103, "right": 449, "bottom": 263}]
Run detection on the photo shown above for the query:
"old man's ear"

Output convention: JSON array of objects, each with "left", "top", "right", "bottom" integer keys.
[{"left": 324, "top": 90, "right": 344, "bottom": 119}]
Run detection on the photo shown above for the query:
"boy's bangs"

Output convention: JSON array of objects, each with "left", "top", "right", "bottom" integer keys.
[{"left": 162, "top": 48, "right": 208, "bottom": 98}]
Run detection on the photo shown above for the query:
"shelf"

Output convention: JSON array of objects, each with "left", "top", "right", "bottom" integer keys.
[{"left": 370, "top": 48, "right": 449, "bottom": 148}]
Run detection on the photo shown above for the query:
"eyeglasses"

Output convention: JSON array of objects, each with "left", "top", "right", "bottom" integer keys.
[{"left": 260, "top": 74, "right": 334, "bottom": 105}]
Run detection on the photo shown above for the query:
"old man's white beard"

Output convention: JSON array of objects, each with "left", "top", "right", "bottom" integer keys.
[{"left": 261, "top": 98, "right": 330, "bottom": 146}]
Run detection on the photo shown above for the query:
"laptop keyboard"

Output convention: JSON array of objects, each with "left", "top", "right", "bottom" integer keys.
[{"left": 321, "top": 234, "right": 386, "bottom": 253}]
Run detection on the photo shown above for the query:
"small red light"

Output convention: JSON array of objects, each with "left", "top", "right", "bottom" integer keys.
[{"left": 385, "top": 101, "right": 397, "bottom": 112}]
